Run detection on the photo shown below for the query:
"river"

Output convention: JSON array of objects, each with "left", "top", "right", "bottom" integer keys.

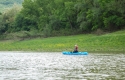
[{"left": 0, "top": 51, "right": 125, "bottom": 80}]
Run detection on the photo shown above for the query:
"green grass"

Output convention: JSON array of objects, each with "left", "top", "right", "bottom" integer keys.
[{"left": 0, "top": 30, "right": 125, "bottom": 53}]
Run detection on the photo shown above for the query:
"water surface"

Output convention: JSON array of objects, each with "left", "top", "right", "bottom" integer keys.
[{"left": 0, "top": 51, "right": 125, "bottom": 80}]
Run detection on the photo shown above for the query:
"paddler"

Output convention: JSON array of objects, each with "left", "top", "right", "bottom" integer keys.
[{"left": 73, "top": 44, "right": 78, "bottom": 53}]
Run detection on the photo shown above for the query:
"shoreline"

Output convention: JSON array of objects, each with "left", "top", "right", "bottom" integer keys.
[{"left": 0, "top": 30, "right": 125, "bottom": 53}]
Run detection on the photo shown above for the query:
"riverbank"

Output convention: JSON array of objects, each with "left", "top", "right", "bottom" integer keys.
[{"left": 0, "top": 30, "right": 125, "bottom": 53}]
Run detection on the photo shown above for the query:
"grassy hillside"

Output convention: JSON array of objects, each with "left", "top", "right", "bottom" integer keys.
[
  {"left": 0, "top": 30, "right": 125, "bottom": 53},
  {"left": 0, "top": 0, "right": 23, "bottom": 12}
]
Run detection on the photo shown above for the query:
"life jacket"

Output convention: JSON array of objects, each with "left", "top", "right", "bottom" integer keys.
[{"left": 75, "top": 46, "right": 78, "bottom": 51}]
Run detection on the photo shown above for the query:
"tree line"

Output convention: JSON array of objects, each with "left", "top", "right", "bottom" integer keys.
[{"left": 0, "top": 0, "right": 125, "bottom": 37}]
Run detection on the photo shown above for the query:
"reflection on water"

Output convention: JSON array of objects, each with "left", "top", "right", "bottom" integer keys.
[{"left": 0, "top": 51, "right": 125, "bottom": 80}]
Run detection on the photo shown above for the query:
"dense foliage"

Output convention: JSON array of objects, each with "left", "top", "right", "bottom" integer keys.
[{"left": 0, "top": 0, "right": 125, "bottom": 38}]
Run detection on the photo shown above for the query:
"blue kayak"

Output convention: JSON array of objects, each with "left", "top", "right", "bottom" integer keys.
[{"left": 62, "top": 51, "right": 88, "bottom": 55}]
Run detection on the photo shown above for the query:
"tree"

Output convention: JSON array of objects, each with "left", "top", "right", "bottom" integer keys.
[
  {"left": 15, "top": 0, "right": 38, "bottom": 31},
  {"left": 1, "top": 4, "right": 21, "bottom": 33}
]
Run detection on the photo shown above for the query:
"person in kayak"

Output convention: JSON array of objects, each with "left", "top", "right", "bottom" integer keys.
[{"left": 73, "top": 44, "right": 78, "bottom": 53}]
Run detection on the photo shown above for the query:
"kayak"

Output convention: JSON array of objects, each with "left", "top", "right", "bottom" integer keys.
[{"left": 62, "top": 51, "right": 88, "bottom": 55}]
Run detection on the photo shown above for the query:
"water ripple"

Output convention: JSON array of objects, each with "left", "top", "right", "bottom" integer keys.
[{"left": 0, "top": 52, "right": 125, "bottom": 80}]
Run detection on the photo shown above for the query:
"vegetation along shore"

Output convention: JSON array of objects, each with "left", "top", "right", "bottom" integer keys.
[
  {"left": 0, "top": 30, "right": 125, "bottom": 53},
  {"left": 0, "top": 0, "right": 125, "bottom": 53}
]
